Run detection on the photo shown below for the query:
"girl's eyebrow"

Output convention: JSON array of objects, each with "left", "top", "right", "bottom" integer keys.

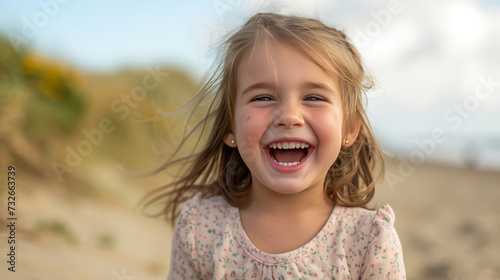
[
  {"left": 300, "top": 81, "right": 337, "bottom": 95},
  {"left": 240, "top": 81, "right": 337, "bottom": 95},
  {"left": 240, "top": 82, "right": 276, "bottom": 96}
]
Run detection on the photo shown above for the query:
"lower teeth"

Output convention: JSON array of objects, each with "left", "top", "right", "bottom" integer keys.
[{"left": 272, "top": 157, "right": 300, "bottom": 166}]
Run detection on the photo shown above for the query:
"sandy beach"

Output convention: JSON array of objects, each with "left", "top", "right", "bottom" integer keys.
[{"left": 373, "top": 157, "right": 500, "bottom": 280}]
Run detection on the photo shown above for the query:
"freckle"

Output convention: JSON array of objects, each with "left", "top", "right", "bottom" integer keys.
[{"left": 246, "top": 116, "right": 251, "bottom": 122}]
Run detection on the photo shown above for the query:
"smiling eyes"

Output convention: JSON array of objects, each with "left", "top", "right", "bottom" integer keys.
[
  {"left": 251, "top": 96, "right": 273, "bottom": 102},
  {"left": 251, "top": 95, "right": 327, "bottom": 102},
  {"left": 304, "top": 96, "right": 326, "bottom": 101}
]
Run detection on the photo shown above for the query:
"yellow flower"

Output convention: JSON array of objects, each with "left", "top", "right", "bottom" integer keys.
[
  {"left": 21, "top": 53, "right": 81, "bottom": 100},
  {"left": 22, "top": 53, "right": 44, "bottom": 76}
]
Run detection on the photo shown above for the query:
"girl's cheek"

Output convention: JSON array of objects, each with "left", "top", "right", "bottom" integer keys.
[
  {"left": 314, "top": 108, "right": 343, "bottom": 125},
  {"left": 239, "top": 107, "right": 268, "bottom": 125}
]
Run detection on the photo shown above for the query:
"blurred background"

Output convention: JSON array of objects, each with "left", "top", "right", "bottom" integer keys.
[{"left": 0, "top": 0, "right": 499, "bottom": 279}]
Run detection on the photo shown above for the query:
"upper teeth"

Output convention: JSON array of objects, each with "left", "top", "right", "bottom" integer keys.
[{"left": 268, "top": 142, "right": 309, "bottom": 149}]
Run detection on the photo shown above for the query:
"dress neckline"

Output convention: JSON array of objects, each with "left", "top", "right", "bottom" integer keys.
[{"left": 229, "top": 202, "right": 344, "bottom": 264}]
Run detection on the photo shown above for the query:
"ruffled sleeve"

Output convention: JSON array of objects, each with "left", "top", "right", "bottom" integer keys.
[
  {"left": 360, "top": 205, "right": 406, "bottom": 280},
  {"left": 167, "top": 195, "right": 202, "bottom": 280}
]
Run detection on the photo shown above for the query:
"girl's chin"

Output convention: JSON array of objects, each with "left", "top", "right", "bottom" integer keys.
[{"left": 260, "top": 179, "right": 313, "bottom": 195}]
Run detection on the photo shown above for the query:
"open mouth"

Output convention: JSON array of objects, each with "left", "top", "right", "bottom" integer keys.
[{"left": 267, "top": 141, "right": 310, "bottom": 167}]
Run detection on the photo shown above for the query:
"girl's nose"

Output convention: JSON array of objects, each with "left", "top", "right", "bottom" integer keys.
[{"left": 274, "top": 101, "right": 305, "bottom": 128}]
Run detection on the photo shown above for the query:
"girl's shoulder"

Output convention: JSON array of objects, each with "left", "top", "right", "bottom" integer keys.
[
  {"left": 181, "top": 194, "right": 229, "bottom": 211},
  {"left": 339, "top": 204, "right": 397, "bottom": 230},
  {"left": 175, "top": 194, "right": 232, "bottom": 226},
  {"left": 335, "top": 205, "right": 405, "bottom": 278}
]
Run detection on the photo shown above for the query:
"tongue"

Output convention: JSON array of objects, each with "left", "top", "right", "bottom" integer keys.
[{"left": 271, "top": 149, "right": 306, "bottom": 163}]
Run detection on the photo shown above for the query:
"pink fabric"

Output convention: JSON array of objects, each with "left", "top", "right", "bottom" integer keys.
[{"left": 168, "top": 195, "right": 405, "bottom": 279}]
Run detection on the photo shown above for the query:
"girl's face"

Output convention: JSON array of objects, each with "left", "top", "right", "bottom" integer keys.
[{"left": 225, "top": 42, "right": 359, "bottom": 197}]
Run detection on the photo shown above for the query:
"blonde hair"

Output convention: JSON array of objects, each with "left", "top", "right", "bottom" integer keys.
[{"left": 141, "top": 13, "right": 384, "bottom": 224}]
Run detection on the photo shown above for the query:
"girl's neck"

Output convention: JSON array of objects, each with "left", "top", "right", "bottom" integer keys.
[
  {"left": 242, "top": 182, "right": 334, "bottom": 219},
  {"left": 238, "top": 180, "right": 335, "bottom": 254}
]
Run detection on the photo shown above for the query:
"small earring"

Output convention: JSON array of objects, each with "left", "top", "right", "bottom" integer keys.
[
  {"left": 345, "top": 140, "right": 349, "bottom": 145},
  {"left": 231, "top": 139, "right": 235, "bottom": 144}
]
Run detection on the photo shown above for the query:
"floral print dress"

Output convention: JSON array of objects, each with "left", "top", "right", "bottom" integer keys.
[{"left": 167, "top": 195, "right": 405, "bottom": 279}]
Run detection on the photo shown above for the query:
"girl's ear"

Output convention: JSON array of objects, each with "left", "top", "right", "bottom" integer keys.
[
  {"left": 224, "top": 132, "right": 237, "bottom": 147},
  {"left": 343, "top": 115, "right": 362, "bottom": 147}
]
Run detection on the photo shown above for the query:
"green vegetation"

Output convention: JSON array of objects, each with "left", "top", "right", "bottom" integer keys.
[
  {"left": 35, "top": 219, "right": 78, "bottom": 244},
  {"left": 96, "top": 233, "right": 116, "bottom": 249}
]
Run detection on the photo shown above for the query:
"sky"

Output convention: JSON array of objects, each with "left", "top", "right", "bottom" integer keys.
[{"left": 1, "top": 0, "right": 499, "bottom": 170}]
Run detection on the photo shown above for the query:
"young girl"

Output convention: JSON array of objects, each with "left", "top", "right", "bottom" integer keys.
[{"left": 147, "top": 12, "right": 405, "bottom": 279}]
